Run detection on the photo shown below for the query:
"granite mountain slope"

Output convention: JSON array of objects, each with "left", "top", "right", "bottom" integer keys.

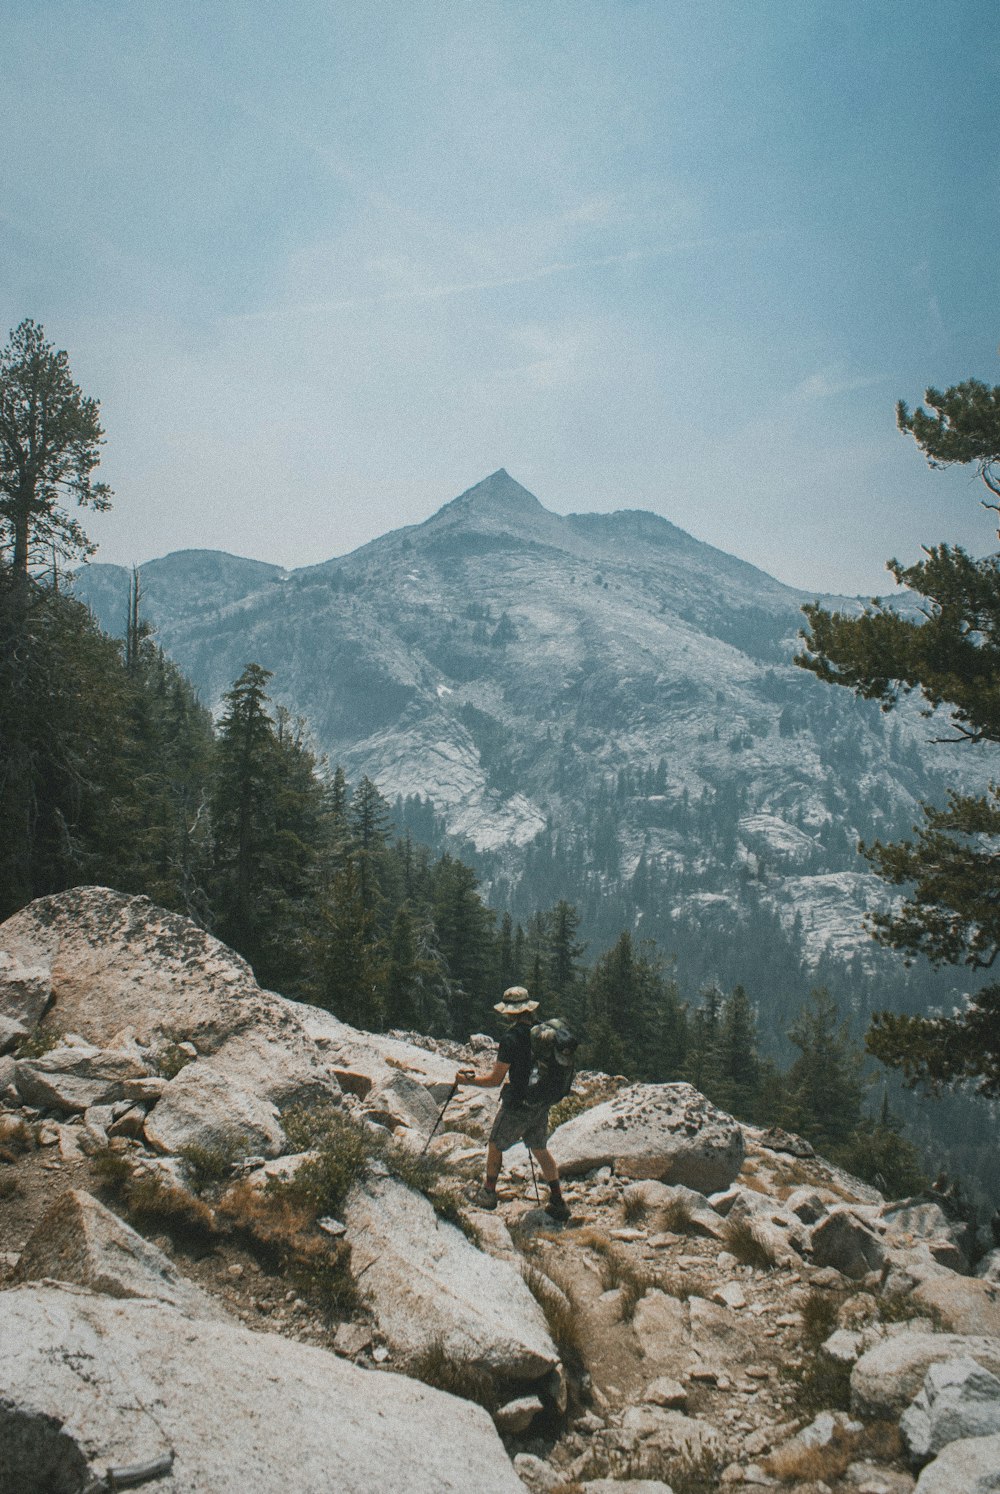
[{"left": 70, "top": 471, "right": 984, "bottom": 993}]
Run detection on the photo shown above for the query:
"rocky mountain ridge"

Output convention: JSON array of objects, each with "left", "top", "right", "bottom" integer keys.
[
  {"left": 3, "top": 887, "right": 1000, "bottom": 1491},
  {"left": 68, "top": 472, "right": 990, "bottom": 1012}
]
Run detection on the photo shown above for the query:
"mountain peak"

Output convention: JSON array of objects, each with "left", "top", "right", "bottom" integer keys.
[{"left": 446, "top": 469, "right": 547, "bottom": 517}]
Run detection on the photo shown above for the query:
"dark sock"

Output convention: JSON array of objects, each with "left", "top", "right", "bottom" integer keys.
[
  {"left": 548, "top": 1179, "right": 563, "bottom": 1201},
  {"left": 485, "top": 1175, "right": 498, "bottom": 1193}
]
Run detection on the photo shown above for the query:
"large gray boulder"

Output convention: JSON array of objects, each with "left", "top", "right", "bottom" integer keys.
[
  {"left": 912, "top": 1276, "right": 1000, "bottom": 1338},
  {"left": 810, "top": 1207, "right": 886, "bottom": 1280},
  {"left": 901, "top": 1357, "right": 1000, "bottom": 1464},
  {"left": 0, "top": 888, "right": 338, "bottom": 1113},
  {"left": 142, "top": 1061, "right": 286, "bottom": 1159},
  {"left": 0, "top": 1283, "right": 525, "bottom": 1493},
  {"left": 14, "top": 1189, "right": 225, "bottom": 1320},
  {"left": 852, "top": 1334, "right": 1000, "bottom": 1419},
  {"left": 914, "top": 1433, "right": 1000, "bottom": 1492},
  {"left": 343, "top": 1174, "right": 558, "bottom": 1383},
  {"left": 549, "top": 1083, "right": 744, "bottom": 1190},
  {"left": 14, "top": 1042, "right": 149, "bottom": 1112}
]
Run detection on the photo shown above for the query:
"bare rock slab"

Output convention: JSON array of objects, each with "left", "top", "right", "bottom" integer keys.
[
  {"left": 0, "top": 1282, "right": 525, "bottom": 1493},
  {"left": 143, "top": 1061, "right": 286, "bottom": 1159},
  {"left": 549, "top": 1082, "right": 744, "bottom": 1191},
  {"left": 913, "top": 1432, "right": 1000, "bottom": 1492},
  {"left": 0, "top": 948, "right": 52, "bottom": 1029},
  {"left": 14, "top": 1043, "right": 149, "bottom": 1112},
  {"left": 0, "top": 888, "right": 339, "bottom": 1111},
  {"left": 343, "top": 1174, "right": 557, "bottom": 1383},
  {"left": 14, "top": 1188, "right": 225, "bottom": 1320}
]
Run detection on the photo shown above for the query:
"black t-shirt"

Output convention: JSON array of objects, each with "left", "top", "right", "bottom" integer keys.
[{"left": 498, "top": 1022, "right": 533, "bottom": 1106}]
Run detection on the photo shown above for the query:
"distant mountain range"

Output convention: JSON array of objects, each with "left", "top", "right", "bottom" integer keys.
[{"left": 71, "top": 470, "right": 979, "bottom": 1037}]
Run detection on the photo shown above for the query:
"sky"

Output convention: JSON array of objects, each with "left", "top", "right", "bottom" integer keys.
[{"left": 2, "top": 0, "right": 998, "bottom": 596}]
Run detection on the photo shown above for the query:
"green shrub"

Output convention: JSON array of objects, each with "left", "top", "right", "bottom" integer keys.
[
  {"left": 14, "top": 1025, "right": 63, "bottom": 1060},
  {"left": 153, "top": 1041, "right": 196, "bottom": 1080},
  {"left": 178, "top": 1141, "right": 235, "bottom": 1195}
]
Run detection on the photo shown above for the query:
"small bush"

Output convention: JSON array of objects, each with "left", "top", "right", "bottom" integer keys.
[
  {"left": 14, "top": 1025, "right": 63, "bottom": 1060},
  {"left": 178, "top": 1141, "right": 235, "bottom": 1195},
  {"left": 402, "top": 1338, "right": 498, "bottom": 1410},
  {"left": 723, "top": 1217, "right": 776, "bottom": 1269},
  {"left": 0, "top": 1174, "right": 20, "bottom": 1199},
  {"left": 281, "top": 1112, "right": 372, "bottom": 1218},
  {"left": 153, "top": 1041, "right": 196, "bottom": 1080}
]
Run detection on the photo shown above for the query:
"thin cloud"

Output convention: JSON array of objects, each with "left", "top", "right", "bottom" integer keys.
[{"left": 231, "top": 229, "right": 778, "bottom": 325}]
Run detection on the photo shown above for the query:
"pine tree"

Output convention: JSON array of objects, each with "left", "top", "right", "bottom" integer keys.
[
  {"left": 797, "top": 371, "right": 1000, "bottom": 1095},
  {"left": 782, "top": 988, "right": 865, "bottom": 1152}
]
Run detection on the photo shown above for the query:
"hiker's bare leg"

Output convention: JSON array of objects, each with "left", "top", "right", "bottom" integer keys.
[
  {"left": 531, "top": 1147, "right": 559, "bottom": 1183},
  {"left": 486, "top": 1142, "right": 502, "bottom": 1185}
]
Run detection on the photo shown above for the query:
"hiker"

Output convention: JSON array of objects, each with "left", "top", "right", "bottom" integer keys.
[{"left": 455, "top": 985, "right": 570, "bottom": 1221}]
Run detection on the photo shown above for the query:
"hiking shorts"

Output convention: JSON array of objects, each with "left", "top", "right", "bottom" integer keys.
[{"left": 489, "top": 1098, "right": 551, "bottom": 1152}]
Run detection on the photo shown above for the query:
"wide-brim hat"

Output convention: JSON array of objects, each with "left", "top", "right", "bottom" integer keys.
[{"left": 494, "top": 986, "right": 539, "bottom": 1016}]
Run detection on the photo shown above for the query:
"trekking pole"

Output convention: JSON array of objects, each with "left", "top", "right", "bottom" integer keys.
[
  {"left": 528, "top": 1150, "right": 542, "bottom": 1205},
  {"left": 421, "top": 1079, "right": 459, "bottom": 1156}
]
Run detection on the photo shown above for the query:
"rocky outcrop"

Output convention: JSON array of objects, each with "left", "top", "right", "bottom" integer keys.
[
  {"left": 852, "top": 1334, "right": 1000, "bottom": 1419},
  {"left": 901, "top": 1356, "right": 1000, "bottom": 1463},
  {"left": 0, "top": 888, "right": 339, "bottom": 1114},
  {"left": 14, "top": 1041, "right": 149, "bottom": 1112},
  {"left": 343, "top": 1173, "right": 558, "bottom": 1384},
  {"left": 142, "top": 1060, "right": 287, "bottom": 1159},
  {"left": 0, "top": 1283, "right": 526, "bottom": 1493},
  {"left": 14, "top": 1188, "right": 225, "bottom": 1320},
  {"left": 549, "top": 1082, "right": 744, "bottom": 1190}
]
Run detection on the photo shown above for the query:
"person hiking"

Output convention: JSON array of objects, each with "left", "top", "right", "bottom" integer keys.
[{"left": 455, "top": 986, "right": 570, "bottom": 1221}]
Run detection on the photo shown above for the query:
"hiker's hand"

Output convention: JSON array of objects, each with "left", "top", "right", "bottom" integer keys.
[{"left": 456, "top": 1069, "right": 476, "bottom": 1085}]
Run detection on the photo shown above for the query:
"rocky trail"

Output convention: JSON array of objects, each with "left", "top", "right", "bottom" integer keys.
[{"left": 3, "top": 888, "right": 1000, "bottom": 1493}]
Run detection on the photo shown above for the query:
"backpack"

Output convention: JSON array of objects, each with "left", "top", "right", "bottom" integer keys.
[{"left": 525, "top": 1018, "right": 579, "bottom": 1105}]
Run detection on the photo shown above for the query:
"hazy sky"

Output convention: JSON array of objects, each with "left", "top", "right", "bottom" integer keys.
[{"left": 3, "top": 0, "right": 997, "bottom": 595}]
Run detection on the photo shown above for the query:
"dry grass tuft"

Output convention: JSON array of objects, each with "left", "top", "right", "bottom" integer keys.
[
  {"left": 656, "top": 1196, "right": 695, "bottom": 1234},
  {"left": 762, "top": 1415, "right": 899, "bottom": 1484},
  {"left": 521, "top": 1263, "right": 582, "bottom": 1361},
  {"left": 218, "top": 1179, "right": 358, "bottom": 1316},
  {"left": 621, "top": 1191, "right": 649, "bottom": 1226},
  {"left": 723, "top": 1217, "right": 776, "bottom": 1269},
  {"left": 607, "top": 1445, "right": 721, "bottom": 1494},
  {"left": 0, "top": 1114, "right": 34, "bottom": 1164},
  {"left": 402, "top": 1338, "right": 499, "bottom": 1410},
  {"left": 123, "top": 1175, "right": 218, "bottom": 1246},
  {"left": 91, "top": 1145, "right": 218, "bottom": 1246}
]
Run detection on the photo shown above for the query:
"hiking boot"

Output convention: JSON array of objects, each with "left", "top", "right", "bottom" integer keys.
[
  {"left": 470, "top": 1186, "right": 498, "bottom": 1210},
  {"left": 545, "top": 1196, "right": 570, "bottom": 1222}
]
